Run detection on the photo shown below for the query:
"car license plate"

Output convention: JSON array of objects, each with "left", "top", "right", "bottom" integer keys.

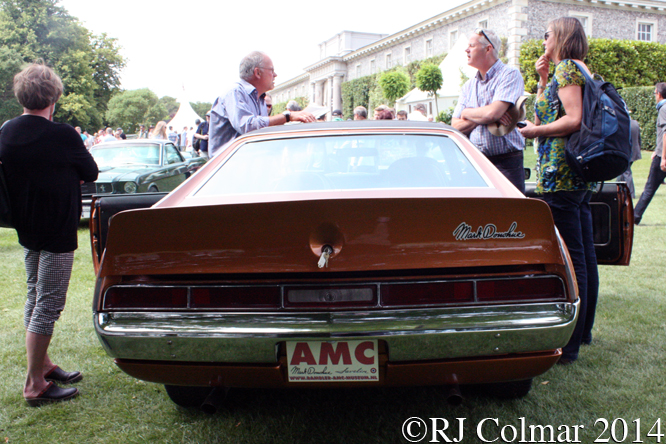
[{"left": 286, "top": 340, "right": 379, "bottom": 383}]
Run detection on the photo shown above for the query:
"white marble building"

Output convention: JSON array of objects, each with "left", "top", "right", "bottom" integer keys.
[{"left": 270, "top": 0, "right": 666, "bottom": 114}]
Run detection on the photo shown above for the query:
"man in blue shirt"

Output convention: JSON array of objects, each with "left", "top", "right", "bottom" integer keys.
[
  {"left": 208, "top": 51, "right": 315, "bottom": 158},
  {"left": 452, "top": 28, "right": 526, "bottom": 194}
]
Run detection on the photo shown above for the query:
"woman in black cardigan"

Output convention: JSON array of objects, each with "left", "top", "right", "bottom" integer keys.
[{"left": 0, "top": 63, "right": 98, "bottom": 406}]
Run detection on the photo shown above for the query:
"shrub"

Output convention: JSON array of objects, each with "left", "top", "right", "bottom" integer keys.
[
  {"left": 272, "top": 97, "right": 309, "bottom": 115},
  {"left": 522, "top": 87, "right": 656, "bottom": 151},
  {"left": 620, "top": 87, "right": 657, "bottom": 152},
  {"left": 519, "top": 38, "right": 666, "bottom": 94},
  {"left": 437, "top": 107, "right": 455, "bottom": 125}
]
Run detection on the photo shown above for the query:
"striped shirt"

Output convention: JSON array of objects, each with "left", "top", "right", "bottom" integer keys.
[{"left": 453, "top": 60, "right": 525, "bottom": 157}]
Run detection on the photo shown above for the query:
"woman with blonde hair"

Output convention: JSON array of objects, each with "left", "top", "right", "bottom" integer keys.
[
  {"left": 518, "top": 17, "right": 598, "bottom": 365},
  {"left": 150, "top": 121, "right": 167, "bottom": 139},
  {"left": 0, "top": 62, "right": 98, "bottom": 405}
]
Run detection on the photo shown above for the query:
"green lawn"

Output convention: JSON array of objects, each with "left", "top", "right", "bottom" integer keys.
[{"left": 1, "top": 153, "right": 665, "bottom": 444}]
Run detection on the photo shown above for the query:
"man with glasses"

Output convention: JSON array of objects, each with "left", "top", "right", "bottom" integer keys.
[
  {"left": 633, "top": 82, "right": 666, "bottom": 224},
  {"left": 452, "top": 28, "right": 526, "bottom": 193},
  {"left": 208, "top": 51, "right": 315, "bottom": 158}
]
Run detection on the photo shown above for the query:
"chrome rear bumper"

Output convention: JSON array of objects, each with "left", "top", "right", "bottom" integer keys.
[{"left": 95, "top": 301, "right": 578, "bottom": 363}]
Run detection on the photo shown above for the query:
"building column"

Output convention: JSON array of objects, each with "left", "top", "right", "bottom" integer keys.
[
  {"left": 315, "top": 81, "right": 325, "bottom": 106},
  {"left": 332, "top": 75, "right": 343, "bottom": 112},
  {"left": 507, "top": 0, "right": 529, "bottom": 69}
]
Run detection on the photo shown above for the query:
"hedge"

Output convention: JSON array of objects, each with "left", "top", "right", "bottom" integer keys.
[
  {"left": 521, "top": 86, "right": 656, "bottom": 151},
  {"left": 620, "top": 87, "right": 657, "bottom": 152},
  {"left": 519, "top": 38, "right": 666, "bottom": 94},
  {"left": 271, "top": 96, "right": 309, "bottom": 115}
]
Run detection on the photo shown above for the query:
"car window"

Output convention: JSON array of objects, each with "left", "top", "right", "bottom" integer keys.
[
  {"left": 165, "top": 144, "right": 183, "bottom": 165},
  {"left": 91, "top": 144, "right": 161, "bottom": 167},
  {"left": 195, "top": 134, "right": 488, "bottom": 196}
]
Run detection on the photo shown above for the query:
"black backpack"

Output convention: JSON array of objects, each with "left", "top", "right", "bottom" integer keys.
[{"left": 561, "top": 60, "right": 631, "bottom": 182}]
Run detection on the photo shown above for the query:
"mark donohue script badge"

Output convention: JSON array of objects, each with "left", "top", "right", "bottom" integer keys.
[{"left": 453, "top": 222, "right": 525, "bottom": 241}]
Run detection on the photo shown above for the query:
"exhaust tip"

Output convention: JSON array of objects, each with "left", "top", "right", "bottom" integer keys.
[
  {"left": 200, "top": 387, "right": 229, "bottom": 414},
  {"left": 445, "top": 384, "right": 463, "bottom": 406}
]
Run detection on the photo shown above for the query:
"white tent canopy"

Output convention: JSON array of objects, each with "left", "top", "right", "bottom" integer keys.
[
  {"left": 167, "top": 86, "right": 204, "bottom": 131},
  {"left": 396, "top": 34, "right": 477, "bottom": 114}
]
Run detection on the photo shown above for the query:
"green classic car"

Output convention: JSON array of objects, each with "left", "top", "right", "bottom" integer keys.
[{"left": 81, "top": 139, "right": 206, "bottom": 218}]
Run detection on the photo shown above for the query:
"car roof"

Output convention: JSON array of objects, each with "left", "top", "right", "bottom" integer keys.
[
  {"left": 91, "top": 139, "right": 168, "bottom": 149},
  {"left": 246, "top": 120, "right": 457, "bottom": 137}
]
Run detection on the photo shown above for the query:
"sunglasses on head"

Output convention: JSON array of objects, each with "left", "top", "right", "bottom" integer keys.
[{"left": 475, "top": 28, "right": 494, "bottom": 49}]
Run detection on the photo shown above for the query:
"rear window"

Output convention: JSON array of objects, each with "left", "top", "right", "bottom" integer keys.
[{"left": 195, "top": 134, "right": 488, "bottom": 196}]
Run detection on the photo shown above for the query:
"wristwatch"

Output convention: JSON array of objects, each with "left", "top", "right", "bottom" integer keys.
[{"left": 283, "top": 110, "right": 291, "bottom": 122}]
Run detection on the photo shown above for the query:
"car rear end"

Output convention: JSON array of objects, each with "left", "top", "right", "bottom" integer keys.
[
  {"left": 91, "top": 123, "right": 579, "bottom": 392},
  {"left": 92, "top": 196, "right": 577, "bottom": 389}
]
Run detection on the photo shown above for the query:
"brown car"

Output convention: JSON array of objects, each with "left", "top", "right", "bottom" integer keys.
[{"left": 89, "top": 121, "right": 632, "bottom": 409}]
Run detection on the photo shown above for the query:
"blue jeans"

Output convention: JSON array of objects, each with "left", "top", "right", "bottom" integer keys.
[
  {"left": 634, "top": 155, "right": 666, "bottom": 224},
  {"left": 542, "top": 190, "right": 599, "bottom": 360}
]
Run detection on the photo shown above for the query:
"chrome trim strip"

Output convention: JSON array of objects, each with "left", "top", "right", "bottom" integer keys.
[{"left": 95, "top": 301, "right": 578, "bottom": 363}]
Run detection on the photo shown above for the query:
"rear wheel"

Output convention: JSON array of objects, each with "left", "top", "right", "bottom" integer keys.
[
  {"left": 484, "top": 378, "right": 533, "bottom": 399},
  {"left": 164, "top": 385, "right": 212, "bottom": 408}
]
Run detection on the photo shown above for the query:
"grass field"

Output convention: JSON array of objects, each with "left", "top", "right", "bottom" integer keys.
[{"left": 1, "top": 152, "right": 665, "bottom": 444}]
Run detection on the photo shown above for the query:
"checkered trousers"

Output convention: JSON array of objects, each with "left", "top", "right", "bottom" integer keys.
[{"left": 23, "top": 248, "right": 75, "bottom": 336}]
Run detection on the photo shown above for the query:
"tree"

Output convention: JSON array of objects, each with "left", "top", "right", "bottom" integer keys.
[
  {"left": 191, "top": 101, "right": 212, "bottom": 118},
  {"left": 0, "top": 46, "right": 25, "bottom": 122},
  {"left": 0, "top": 0, "right": 125, "bottom": 129},
  {"left": 158, "top": 96, "right": 179, "bottom": 120},
  {"left": 90, "top": 33, "right": 126, "bottom": 126},
  {"left": 105, "top": 88, "right": 166, "bottom": 134},
  {"left": 378, "top": 71, "right": 410, "bottom": 105},
  {"left": 416, "top": 64, "right": 443, "bottom": 116}
]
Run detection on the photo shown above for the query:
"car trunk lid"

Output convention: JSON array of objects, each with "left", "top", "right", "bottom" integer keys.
[{"left": 98, "top": 197, "right": 563, "bottom": 277}]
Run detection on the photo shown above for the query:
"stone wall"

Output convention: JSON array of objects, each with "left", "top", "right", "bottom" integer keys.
[
  {"left": 343, "top": 0, "right": 515, "bottom": 82},
  {"left": 270, "top": 0, "right": 666, "bottom": 107},
  {"left": 527, "top": 0, "right": 666, "bottom": 41}
]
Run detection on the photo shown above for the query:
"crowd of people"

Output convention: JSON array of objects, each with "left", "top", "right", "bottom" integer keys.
[{"left": 75, "top": 122, "right": 199, "bottom": 153}]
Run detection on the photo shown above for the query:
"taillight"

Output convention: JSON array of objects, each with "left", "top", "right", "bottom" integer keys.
[
  {"left": 382, "top": 281, "right": 474, "bottom": 307},
  {"left": 103, "top": 286, "right": 187, "bottom": 309},
  {"left": 191, "top": 286, "right": 280, "bottom": 309},
  {"left": 102, "top": 285, "right": 281, "bottom": 310},
  {"left": 476, "top": 277, "right": 565, "bottom": 302}
]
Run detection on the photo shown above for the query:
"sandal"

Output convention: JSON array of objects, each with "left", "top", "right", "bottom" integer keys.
[
  {"left": 45, "top": 366, "right": 83, "bottom": 384},
  {"left": 25, "top": 382, "right": 79, "bottom": 407}
]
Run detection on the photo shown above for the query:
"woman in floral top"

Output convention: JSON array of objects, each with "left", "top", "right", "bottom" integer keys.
[{"left": 519, "top": 17, "right": 598, "bottom": 365}]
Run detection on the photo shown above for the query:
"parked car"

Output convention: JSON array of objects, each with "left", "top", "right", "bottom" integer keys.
[
  {"left": 80, "top": 139, "right": 206, "bottom": 218},
  {"left": 89, "top": 121, "right": 632, "bottom": 409}
]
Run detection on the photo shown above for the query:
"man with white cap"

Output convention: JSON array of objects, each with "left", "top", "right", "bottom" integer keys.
[{"left": 452, "top": 28, "right": 526, "bottom": 193}]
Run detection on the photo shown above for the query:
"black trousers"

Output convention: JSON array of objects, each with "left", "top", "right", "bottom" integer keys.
[
  {"left": 634, "top": 155, "right": 666, "bottom": 224},
  {"left": 486, "top": 150, "right": 525, "bottom": 194}
]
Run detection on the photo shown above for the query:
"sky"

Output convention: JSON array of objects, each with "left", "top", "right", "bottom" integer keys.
[{"left": 58, "top": 0, "right": 467, "bottom": 104}]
